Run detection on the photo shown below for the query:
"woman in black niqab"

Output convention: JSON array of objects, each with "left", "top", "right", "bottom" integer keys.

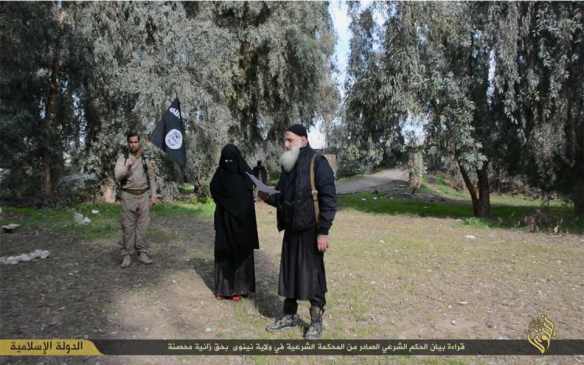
[{"left": 210, "top": 144, "right": 259, "bottom": 301}]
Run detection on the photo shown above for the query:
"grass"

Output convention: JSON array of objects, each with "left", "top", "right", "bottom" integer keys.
[
  {"left": 178, "top": 183, "right": 195, "bottom": 194},
  {"left": 422, "top": 175, "right": 569, "bottom": 208},
  {"left": 0, "top": 200, "right": 215, "bottom": 241},
  {"left": 231, "top": 202, "right": 584, "bottom": 365},
  {"left": 3, "top": 185, "right": 584, "bottom": 365},
  {"left": 338, "top": 176, "right": 584, "bottom": 233}
]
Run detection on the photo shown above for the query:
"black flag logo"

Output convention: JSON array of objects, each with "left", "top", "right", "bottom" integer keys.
[{"left": 151, "top": 98, "right": 186, "bottom": 167}]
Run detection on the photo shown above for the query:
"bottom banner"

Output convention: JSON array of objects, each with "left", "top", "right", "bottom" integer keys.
[{"left": 2, "top": 339, "right": 583, "bottom": 356}]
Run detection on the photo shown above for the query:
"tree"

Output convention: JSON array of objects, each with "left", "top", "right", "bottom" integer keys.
[
  {"left": 0, "top": 2, "right": 89, "bottom": 202},
  {"left": 494, "top": 3, "right": 584, "bottom": 214},
  {"left": 341, "top": 3, "right": 388, "bottom": 174},
  {"left": 1, "top": 2, "right": 338, "bottom": 203}
]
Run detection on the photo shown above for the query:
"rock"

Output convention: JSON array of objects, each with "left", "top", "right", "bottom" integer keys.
[
  {"left": 74, "top": 212, "right": 91, "bottom": 225},
  {"left": 451, "top": 320, "right": 456, "bottom": 326},
  {"left": 465, "top": 235, "right": 477, "bottom": 240},
  {"left": 2, "top": 224, "right": 20, "bottom": 233},
  {"left": 19, "top": 254, "right": 32, "bottom": 262},
  {"left": 0, "top": 249, "right": 49, "bottom": 264},
  {"left": 73, "top": 212, "right": 84, "bottom": 224},
  {"left": 458, "top": 301, "right": 469, "bottom": 305},
  {"left": 91, "top": 209, "right": 99, "bottom": 214}
]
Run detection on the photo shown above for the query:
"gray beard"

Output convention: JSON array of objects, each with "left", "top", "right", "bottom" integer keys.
[{"left": 280, "top": 147, "right": 300, "bottom": 173}]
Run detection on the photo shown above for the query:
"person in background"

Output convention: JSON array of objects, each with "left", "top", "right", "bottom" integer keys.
[{"left": 114, "top": 131, "right": 159, "bottom": 268}]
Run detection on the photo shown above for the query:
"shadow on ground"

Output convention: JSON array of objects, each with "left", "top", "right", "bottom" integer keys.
[{"left": 191, "top": 251, "right": 283, "bottom": 321}]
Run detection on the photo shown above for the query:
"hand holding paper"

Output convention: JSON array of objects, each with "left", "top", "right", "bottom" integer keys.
[{"left": 246, "top": 172, "right": 279, "bottom": 195}]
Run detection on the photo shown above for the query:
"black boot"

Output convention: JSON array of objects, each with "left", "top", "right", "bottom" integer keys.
[
  {"left": 266, "top": 299, "right": 301, "bottom": 332},
  {"left": 304, "top": 306, "right": 324, "bottom": 340}
]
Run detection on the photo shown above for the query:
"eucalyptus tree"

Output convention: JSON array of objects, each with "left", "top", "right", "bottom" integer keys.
[
  {"left": 491, "top": 2, "right": 584, "bottom": 214},
  {"left": 0, "top": 2, "right": 337, "bottom": 202},
  {"left": 341, "top": 3, "right": 387, "bottom": 174},
  {"left": 0, "top": 2, "right": 90, "bottom": 201},
  {"left": 70, "top": 1, "right": 337, "bottom": 198}
]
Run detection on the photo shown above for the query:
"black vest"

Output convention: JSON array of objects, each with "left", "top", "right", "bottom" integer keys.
[{"left": 277, "top": 147, "right": 318, "bottom": 232}]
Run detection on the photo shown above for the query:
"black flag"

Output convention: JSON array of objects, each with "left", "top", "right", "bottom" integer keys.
[{"left": 151, "top": 98, "right": 186, "bottom": 167}]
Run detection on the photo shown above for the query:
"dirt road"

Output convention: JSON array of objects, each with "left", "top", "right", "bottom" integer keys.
[{"left": 336, "top": 168, "right": 408, "bottom": 194}]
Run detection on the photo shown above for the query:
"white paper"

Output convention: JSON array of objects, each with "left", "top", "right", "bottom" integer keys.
[{"left": 246, "top": 172, "right": 279, "bottom": 195}]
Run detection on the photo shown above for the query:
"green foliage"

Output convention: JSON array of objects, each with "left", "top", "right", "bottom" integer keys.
[
  {"left": 492, "top": 3, "right": 584, "bottom": 212},
  {"left": 340, "top": 3, "right": 402, "bottom": 173},
  {"left": 0, "top": 2, "right": 338, "bottom": 205},
  {"left": 341, "top": 2, "right": 584, "bottom": 216}
]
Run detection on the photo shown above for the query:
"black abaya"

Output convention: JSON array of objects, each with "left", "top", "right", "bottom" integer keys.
[
  {"left": 266, "top": 145, "right": 336, "bottom": 306},
  {"left": 210, "top": 144, "right": 259, "bottom": 297}
]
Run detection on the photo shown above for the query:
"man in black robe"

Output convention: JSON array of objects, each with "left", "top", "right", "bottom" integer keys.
[
  {"left": 210, "top": 144, "right": 259, "bottom": 301},
  {"left": 252, "top": 160, "right": 268, "bottom": 184},
  {"left": 252, "top": 160, "right": 268, "bottom": 201},
  {"left": 259, "top": 124, "right": 336, "bottom": 339}
]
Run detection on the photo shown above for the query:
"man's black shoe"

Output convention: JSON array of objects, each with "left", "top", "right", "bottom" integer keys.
[
  {"left": 304, "top": 306, "right": 324, "bottom": 339},
  {"left": 265, "top": 314, "right": 301, "bottom": 332}
]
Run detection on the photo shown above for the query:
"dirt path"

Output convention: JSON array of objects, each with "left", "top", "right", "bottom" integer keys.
[
  {"left": 1, "top": 202, "right": 584, "bottom": 365},
  {"left": 336, "top": 168, "right": 408, "bottom": 194},
  {"left": 336, "top": 168, "right": 448, "bottom": 205}
]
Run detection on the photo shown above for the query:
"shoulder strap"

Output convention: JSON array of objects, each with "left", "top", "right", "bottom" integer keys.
[
  {"left": 141, "top": 155, "right": 151, "bottom": 190},
  {"left": 310, "top": 153, "right": 320, "bottom": 224},
  {"left": 119, "top": 150, "right": 130, "bottom": 188}
]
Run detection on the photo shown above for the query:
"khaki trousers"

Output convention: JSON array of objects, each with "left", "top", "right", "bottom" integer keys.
[{"left": 119, "top": 191, "right": 150, "bottom": 256}]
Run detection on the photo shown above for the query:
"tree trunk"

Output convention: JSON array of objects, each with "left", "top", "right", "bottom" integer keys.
[
  {"left": 476, "top": 161, "right": 491, "bottom": 217},
  {"left": 40, "top": 159, "right": 53, "bottom": 199},
  {"left": 457, "top": 160, "right": 480, "bottom": 216},
  {"left": 574, "top": 176, "right": 584, "bottom": 216},
  {"left": 40, "top": 66, "right": 60, "bottom": 199},
  {"left": 408, "top": 149, "right": 423, "bottom": 194},
  {"left": 40, "top": 6, "right": 64, "bottom": 201}
]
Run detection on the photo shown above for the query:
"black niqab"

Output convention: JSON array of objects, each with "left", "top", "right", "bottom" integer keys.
[{"left": 210, "top": 144, "right": 253, "bottom": 218}]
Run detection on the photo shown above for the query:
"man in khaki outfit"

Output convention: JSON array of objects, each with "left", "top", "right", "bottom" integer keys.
[{"left": 114, "top": 132, "right": 159, "bottom": 268}]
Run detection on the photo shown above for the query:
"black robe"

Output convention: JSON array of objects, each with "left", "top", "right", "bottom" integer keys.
[
  {"left": 267, "top": 145, "right": 336, "bottom": 302},
  {"left": 210, "top": 145, "right": 259, "bottom": 296}
]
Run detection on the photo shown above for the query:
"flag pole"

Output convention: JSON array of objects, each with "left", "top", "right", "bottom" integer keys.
[
  {"left": 175, "top": 94, "right": 187, "bottom": 181},
  {"left": 174, "top": 92, "right": 183, "bottom": 122}
]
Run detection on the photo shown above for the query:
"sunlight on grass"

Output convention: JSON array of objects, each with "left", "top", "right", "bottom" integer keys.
[{"left": 338, "top": 188, "right": 584, "bottom": 233}]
